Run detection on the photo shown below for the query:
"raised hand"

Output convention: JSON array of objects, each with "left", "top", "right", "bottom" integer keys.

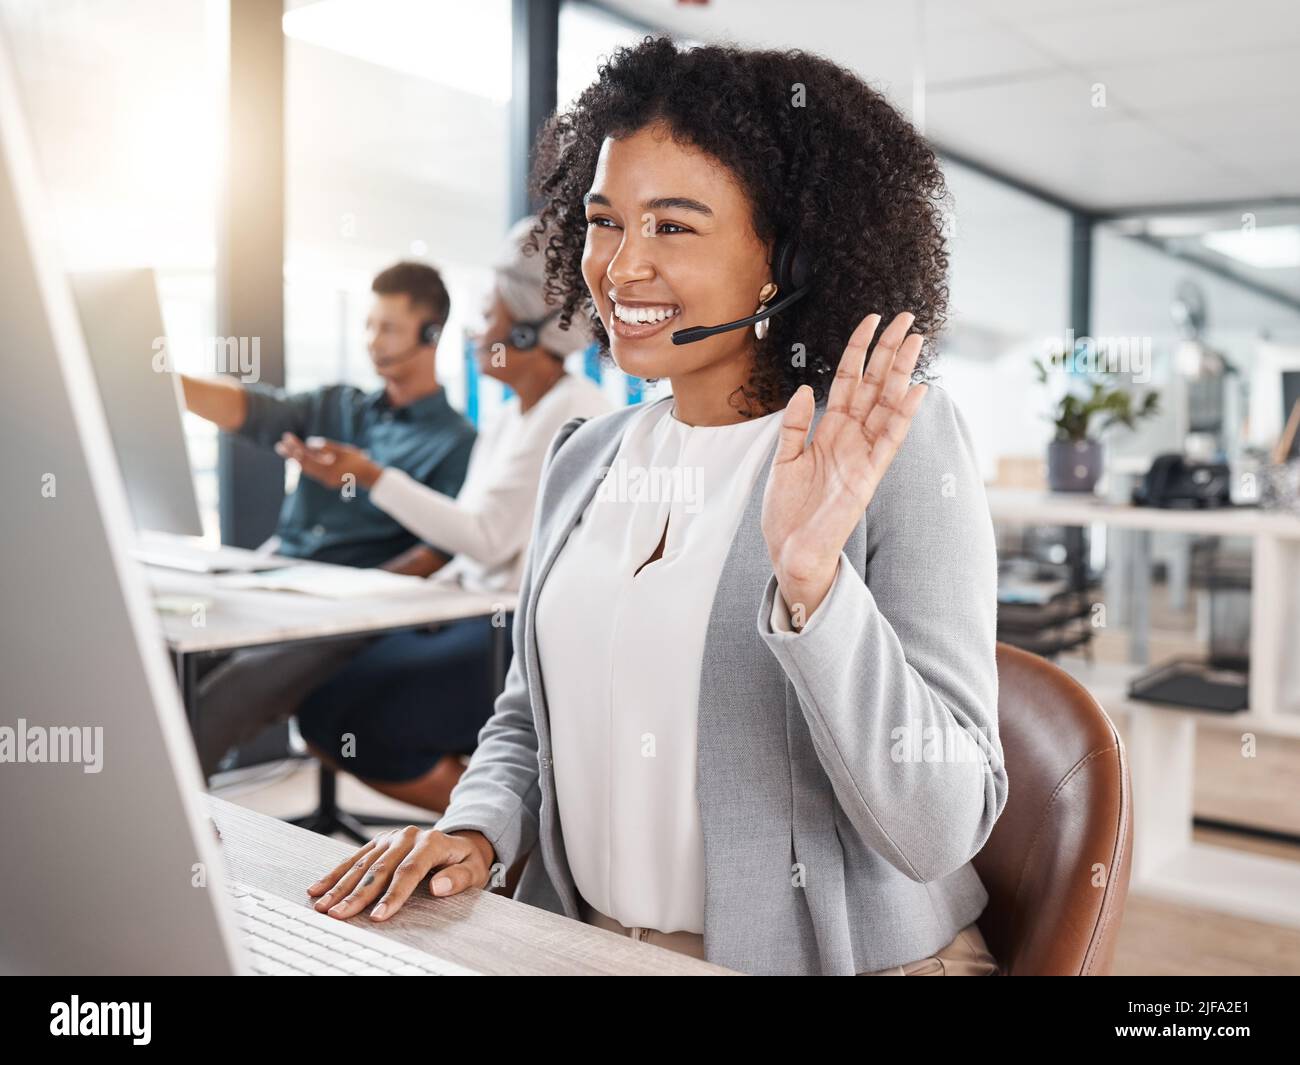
[{"left": 760, "top": 311, "right": 929, "bottom": 626}]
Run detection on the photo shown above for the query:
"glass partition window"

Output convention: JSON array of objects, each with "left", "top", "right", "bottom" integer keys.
[
  {"left": 1, "top": 0, "right": 225, "bottom": 537},
  {"left": 283, "top": 0, "right": 511, "bottom": 425}
]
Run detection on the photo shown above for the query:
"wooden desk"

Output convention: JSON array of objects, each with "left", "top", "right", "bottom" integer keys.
[
  {"left": 207, "top": 795, "right": 738, "bottom": 976},
  {"left": 985, "top": 487, "right": 1300, "bottom": 724},
  {"left": 152, "top": 559, "right": 520, "bottom": 837},
  {"left": 149, "top": 563, "right": 515, "bottom": 655},
  {"left": 986, "top": 488, "right": 1300, "bottom": 540},
  {"left": 985, "top": 488, "right": 1300, "bottom": 931},
  {"left": 147, "top": 562, "right": 518, "bottom": 716}
]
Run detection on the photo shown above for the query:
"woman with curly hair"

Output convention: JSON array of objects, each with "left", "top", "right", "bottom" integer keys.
[{"left": 307, "top": 36, "right": 1006, "bottom": 977}]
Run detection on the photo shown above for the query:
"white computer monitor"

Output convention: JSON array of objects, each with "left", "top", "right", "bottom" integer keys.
[
  {"left": 0, "top": 40, "right": 483, "bottom": 972},
  {"left": 0, "top": 31, "right": 241, "bottom": 974},
  {"left": 69, "top": 268, "right": 204, "bottom": 537}
]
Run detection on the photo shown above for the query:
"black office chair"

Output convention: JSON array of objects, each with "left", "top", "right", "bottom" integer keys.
[{"left": 288, "top": 763, "right": 437, "bottom": 844}]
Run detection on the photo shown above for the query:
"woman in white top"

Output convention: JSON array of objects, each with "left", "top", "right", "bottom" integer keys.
[
  {"left": 280, "top": 216, "right": 611, "bottom": 596},
  {"left": 536, "top": 396, "right": 786, "bottom": 933},
  {"left": 284, "top": 217, "right": 610, "bottom": 813},
  {"left": 308, "top": 39, "right": 1005, "bottom": 977}
]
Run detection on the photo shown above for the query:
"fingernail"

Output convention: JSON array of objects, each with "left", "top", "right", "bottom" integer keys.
[
  {"left": 371, "top": 904, "right": 387, "bottom": 920},
  {"left": 432, "top": 877, "right": 452, "bottom": 894}
]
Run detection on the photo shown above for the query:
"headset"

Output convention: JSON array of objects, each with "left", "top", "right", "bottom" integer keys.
[
  {"left": 372, "top": 318, "right": 444, "bottom": 369},
  {"left": 506, "top": 308, "right": 559, "bottom": 351},
  {"left": 671, "top": 234, "right": 811, "bottom": 345}
]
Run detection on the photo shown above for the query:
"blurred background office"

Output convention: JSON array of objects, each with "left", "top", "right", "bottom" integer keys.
[{"left": 5, "top": 0, "right": 1299, "bottom": 974}]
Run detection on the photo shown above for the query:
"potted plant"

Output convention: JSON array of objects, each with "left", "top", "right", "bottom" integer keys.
[{"left": 1033, "top": 355, "right": 1160, "bottom": 493}]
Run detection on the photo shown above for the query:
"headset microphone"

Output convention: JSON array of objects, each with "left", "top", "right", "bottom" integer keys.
[
  {"left": 670, "top": 286, "right": 809, "bottom": 345},
  {"left": 671, "top": 235, "right": 810, "bottom": 346}
]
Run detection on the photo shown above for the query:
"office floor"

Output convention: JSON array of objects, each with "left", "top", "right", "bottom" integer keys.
[{"left": 214, "top": 578, "right": 1300, "bottom": 975}]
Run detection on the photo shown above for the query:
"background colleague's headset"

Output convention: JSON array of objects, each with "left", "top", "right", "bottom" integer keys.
[
  {"left": 383, "top": 310, "right": 557, "bottom": 368},
  {"left": 372, "top": 318, "right": 444, "bottom": 369},
  {"left": 504, "top": 308, "right": 559, "bottom": 351},
  {"left": 670, "top": 233, "right": 811, "bottom": 345}
]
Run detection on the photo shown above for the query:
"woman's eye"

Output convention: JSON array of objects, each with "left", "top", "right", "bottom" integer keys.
[
  {"left": 587, "top": 216, "right": 619, "bottom": 229},
  {"left": 657, "top": 221, "right": 689, "bottom": 234}
]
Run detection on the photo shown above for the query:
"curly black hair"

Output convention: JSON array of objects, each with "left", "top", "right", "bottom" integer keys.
[{"left": 526, "top": 35, "right": 950, "bottom": 412}]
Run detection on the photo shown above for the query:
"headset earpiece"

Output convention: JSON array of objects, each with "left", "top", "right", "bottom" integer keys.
[
  {"left": 506, "top": 308, "right": 559, "bottom": 351},
  {"left": 772, "top": 235, "right": 810, "bottom": 297},
  {"left": 508, "top": 322, "right": 540, "bottom": 350},
  {"left": 670, "top": 230, "right": 811, "bottom": 346},
  {"left": 419, "top": 321, "right": 443, "bottom": 346}
]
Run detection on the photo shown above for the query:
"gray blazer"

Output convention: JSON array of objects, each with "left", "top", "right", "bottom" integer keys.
[{"left": 436, "top": 384, "right": 1008, "bottom": 975}]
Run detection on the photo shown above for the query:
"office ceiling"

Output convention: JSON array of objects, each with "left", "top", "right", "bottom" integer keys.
[{"left": 595, "top": 0, "right": 1300, "bottom": 215}]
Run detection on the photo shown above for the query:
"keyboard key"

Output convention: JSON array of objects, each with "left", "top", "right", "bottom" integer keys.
[{"left": 229, "top": 879, "right": 475, "bottom": 976}]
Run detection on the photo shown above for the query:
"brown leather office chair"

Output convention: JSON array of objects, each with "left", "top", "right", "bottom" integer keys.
[{"left": 974, "top": 643, "right": 1134, "bottom": 975}]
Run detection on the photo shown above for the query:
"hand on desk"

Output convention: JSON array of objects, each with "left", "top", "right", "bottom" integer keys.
[
  {"left": 307, "top": 826, "right": 496, "bottom": 921},
  {"left": 275, "top": 432, "right": 383, "bottom": 491}
]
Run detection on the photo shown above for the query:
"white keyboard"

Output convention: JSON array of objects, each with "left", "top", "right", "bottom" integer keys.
[{"left": 228, "top": 880, "right": 480, "bottom": 976}]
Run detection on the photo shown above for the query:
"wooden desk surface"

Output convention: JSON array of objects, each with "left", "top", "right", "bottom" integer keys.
[
  {"left": 985, "top": 487, "right": 1300, "bottom": 539},
  {"left": 207, "top": 796, "right": 738, "bottom": 976},
  {"left": 151, "top": 566, "right": 517, "bottom": 653}
]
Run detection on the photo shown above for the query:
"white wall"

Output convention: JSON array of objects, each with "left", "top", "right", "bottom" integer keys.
[
  {"left": 935, "top": 157, "right": 1300, "bottom": 482},
  {"left": 1092, "top": 225, "right": 1300, "bottom": 465}
]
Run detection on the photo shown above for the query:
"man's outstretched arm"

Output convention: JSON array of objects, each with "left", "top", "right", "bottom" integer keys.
[{"left": 179, "top": 374, "right": 248, "bottom": 432}]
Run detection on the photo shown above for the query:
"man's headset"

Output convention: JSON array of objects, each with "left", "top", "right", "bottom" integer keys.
[
  {"left": 671, "top": 234, "right": 811, "bottom": 345},
  {"left": 372, "top": 318, "right": 444, "bottom": 369}
]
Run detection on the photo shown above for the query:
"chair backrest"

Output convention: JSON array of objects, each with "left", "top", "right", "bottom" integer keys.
[{"left": 974, "top": 643, "right": 1134, "bottom": 975}]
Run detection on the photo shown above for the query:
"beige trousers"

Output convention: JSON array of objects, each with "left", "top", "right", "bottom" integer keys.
[
  {"left": 579, "top": 896, "right": 999, "bottom": 975},
  {"left": 579, "top": 897, "right": 710, "bottom": 961},
  {"left": 857, "top": 921, "right": 1000, "bottom": 976}
]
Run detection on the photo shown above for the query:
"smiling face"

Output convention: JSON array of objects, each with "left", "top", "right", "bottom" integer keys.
[{"left": 581, "top": 119, "right": 773, "bottom": 399}]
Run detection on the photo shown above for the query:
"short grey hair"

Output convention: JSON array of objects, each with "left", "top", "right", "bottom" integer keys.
[{"left": 493, "top": 215, "right": 592, "bottom": 356}]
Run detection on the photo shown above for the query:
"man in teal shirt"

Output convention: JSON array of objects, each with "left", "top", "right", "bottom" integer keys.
[
  {"left": 183, "top": 261, "right": 476, "bottom": 575},
  {"left": 181, "top": 261, "right": 476, "bottom": 773}
]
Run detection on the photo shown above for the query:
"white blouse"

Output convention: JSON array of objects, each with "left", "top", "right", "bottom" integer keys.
[{"left": 535, "top": 393, "right": 786, "bottom": 933}]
